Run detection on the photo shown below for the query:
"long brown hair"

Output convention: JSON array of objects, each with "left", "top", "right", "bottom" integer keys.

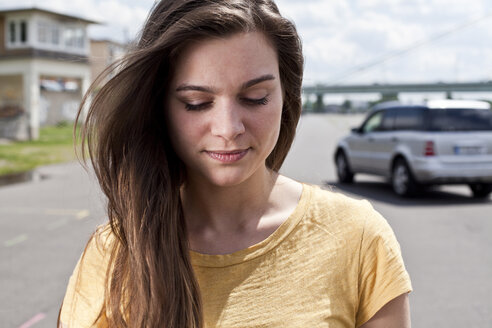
[{"left": 76, "top": 0, "right": 303, "bottom": 327}]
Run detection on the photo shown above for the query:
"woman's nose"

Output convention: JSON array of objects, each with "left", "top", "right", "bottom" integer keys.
[{"left": 210, "top": 102, "right": 245, "bottom": 141}]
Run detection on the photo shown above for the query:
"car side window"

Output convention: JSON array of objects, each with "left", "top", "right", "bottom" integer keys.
[
  {"left": 362, "top": 111, "right": 384, "bottom": 133},
  {"left": 381, "top": 108, "right": 396, "bottom": 131},
  {"left": 394, "top": 107, "right": 424, "bottom": 131}
]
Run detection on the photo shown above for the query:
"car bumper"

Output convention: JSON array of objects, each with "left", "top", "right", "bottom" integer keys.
[{"left": 412, "top": 158, "right": 492, "bottom": 184}]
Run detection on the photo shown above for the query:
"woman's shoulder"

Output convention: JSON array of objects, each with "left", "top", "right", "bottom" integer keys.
[
  {"left": 299, "top": 183, "right": 393, "bottom": 239},
  {"left": 73, "top": 223, "right": 117, "bottom": 271},
  {"left": 88, "top": 223, "right": 117, "bottom": 258},
  {"left": 72, "top": 222, "right": 117, "bottom": 286},
  {"left": 301, "top": 183, "right": 404, "bottom": 256},
  {"left": 303, "top": 183, "right": 377, "bottom": 220},
  {"left": 59, "top": 223, "right": 116, "bottom": 327}
]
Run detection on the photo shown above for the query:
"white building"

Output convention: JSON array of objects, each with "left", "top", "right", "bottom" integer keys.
[
  {"left": 90, "top": 39, "right": 127, "bottom": 85},
  {"left": 0, "top": 7, "right": 97, "bottom": 140}
]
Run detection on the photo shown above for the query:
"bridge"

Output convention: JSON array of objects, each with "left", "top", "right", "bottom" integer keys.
[
  {"left": 302, "top": 81, "right": 492, "bottom": 110},
  {"left": 303, "top": 81, "right": 492, "bottom": 94}
]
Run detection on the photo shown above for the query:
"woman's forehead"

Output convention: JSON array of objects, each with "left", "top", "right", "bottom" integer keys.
[{"left": 171, "top": 32, "right": 279, "bottom": 88}]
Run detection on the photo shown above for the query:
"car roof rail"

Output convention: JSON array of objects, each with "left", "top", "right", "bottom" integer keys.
[
  {"left": 370, "top": 99, "right": 491, "bottom": 111},
  {"left": 426, "top": 99, "right": 491, "bottom": 110}
]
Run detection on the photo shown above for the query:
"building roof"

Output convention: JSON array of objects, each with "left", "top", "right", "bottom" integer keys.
[{"left": 0, "top": 7, "right": 99, "bottom": 24}]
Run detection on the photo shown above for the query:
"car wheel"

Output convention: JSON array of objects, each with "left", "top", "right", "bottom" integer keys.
[
  {"left": 468, "top": 183, "right": 492, "bottom": 199},
  {"left": 336, "top": 151, "right": 354, "bottom": 183},
  {"left": 391, "top": 158, "right": 418, "bottom": 197}
]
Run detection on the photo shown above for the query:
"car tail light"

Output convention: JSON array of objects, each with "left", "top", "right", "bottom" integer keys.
[{"left": 424, "top": 141, "right": 436, "bottom": 156}]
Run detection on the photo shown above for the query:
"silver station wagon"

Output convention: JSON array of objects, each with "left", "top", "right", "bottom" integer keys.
[{"left": 334, "top": 100, "right": 492, "bottom": 198}]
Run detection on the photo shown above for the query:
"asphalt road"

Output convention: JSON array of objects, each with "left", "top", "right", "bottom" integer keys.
[{"left": 1, "top": 113, "right": 491, "bottom": 327}]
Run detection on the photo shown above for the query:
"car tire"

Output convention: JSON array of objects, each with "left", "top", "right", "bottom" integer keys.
[
  {"left": 391, "top": 158, "right": 419, "bottom": 197},
  {"left": 468, "top": 183, "right": 492, "bottom": 199},
  {"left": 335, "top": 151, "right": 354, "bottom": 183}
]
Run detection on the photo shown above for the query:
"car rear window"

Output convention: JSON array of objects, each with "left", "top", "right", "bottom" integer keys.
[{"left": 428, "top": 108, "right": 492, "bottom": 131}]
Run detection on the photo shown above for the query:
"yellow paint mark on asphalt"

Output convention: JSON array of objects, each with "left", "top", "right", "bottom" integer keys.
[
  {"left": 44, "top": 209, "right": 82, "bottom": 216},
  {"left": 76, "top": 210, "right": 90, "bottom": 220},
  {"left": 4, "top": 234, "right": 28, "bottom": 247}
]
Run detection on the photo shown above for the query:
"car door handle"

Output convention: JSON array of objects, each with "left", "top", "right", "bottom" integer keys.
[
  {"left": 368, "top": 137, "right": 375, "bottom": 142},
  {"left": 391, "top": 137, "right": 399, "bottom": 142}
]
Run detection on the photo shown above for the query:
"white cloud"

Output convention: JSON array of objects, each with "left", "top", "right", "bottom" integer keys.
[
  {"left": 358, "top": 0, "right": 485, "bottom": 18},
  {"left": 302, "top": 35, "right": 358, "bottom": 84},
  {"left": 278, "top": 0, "right": 492, "bottom": 84},
  {"left": 0, "top": 0, "right": 152, "bottom": 42},
  {"left": 1, "top": 0, "right": 491, "bottom": 84},
  {"left": 278, "top": 0, "right": 352, "bottom": 28}
]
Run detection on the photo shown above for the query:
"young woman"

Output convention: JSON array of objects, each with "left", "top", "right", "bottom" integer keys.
[{"left": 59, "top": 0, "right": 412, "bottom": 327}]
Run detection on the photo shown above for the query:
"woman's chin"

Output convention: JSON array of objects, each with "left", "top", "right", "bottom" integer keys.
[
  {"left": 206, "top": 174, "right": 248, "bottom": 188},
  {"left": 198, "top": 168, "right": 255, "bottom": 188},
  {"left": 188, "top": 163, "right": 266, "bottom": 189}
]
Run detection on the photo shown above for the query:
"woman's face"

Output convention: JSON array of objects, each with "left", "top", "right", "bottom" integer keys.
[{"left": 166, "top": 32, "right": 283, "bottom": 187}]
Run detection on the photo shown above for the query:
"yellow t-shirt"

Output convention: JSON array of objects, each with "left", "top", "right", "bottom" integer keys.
[{"left": 60, "top": 184, "right": 412, "bottom": 327}]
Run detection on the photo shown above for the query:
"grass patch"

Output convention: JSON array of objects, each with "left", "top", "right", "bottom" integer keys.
[{"left": 0, "top": 124, "right": 79, "bottom": 176}]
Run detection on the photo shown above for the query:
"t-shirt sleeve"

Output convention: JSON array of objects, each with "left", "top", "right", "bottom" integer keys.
[
  {"left": 59, "top": 226, "right": 113, "bottom": 327},
  {"left": 355, "top": 202, "right": 412, "bottom": 327}
]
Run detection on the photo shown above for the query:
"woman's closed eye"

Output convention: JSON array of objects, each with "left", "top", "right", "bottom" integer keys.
[
  {"left": 241, "top": 96, "right": 269, "bottom": 106},
  {"left": 184, "top": 96, "right": 270, "bottom": 111},
  {"left": 185, "top": 101, "right": 213, "bottom": 111}
]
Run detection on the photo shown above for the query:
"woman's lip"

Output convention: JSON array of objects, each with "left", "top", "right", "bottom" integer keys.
[{"left": 205, "top": 149, "right": 249, "bottom": 163}]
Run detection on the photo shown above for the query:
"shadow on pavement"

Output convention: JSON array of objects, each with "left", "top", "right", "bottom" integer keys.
[
  {"left": 324, "top": 180, "right": 492, "bottom": 207},
  {"left": 0, "top": 171, "right": 49, "bottom": 188}
]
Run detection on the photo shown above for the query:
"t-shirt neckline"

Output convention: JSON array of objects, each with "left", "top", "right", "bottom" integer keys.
[{"left": 190, "top": 183, "right": 312, "bottom": 268}]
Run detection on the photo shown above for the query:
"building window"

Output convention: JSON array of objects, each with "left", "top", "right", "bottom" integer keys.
[
  {"left": 51, "top": 26, "right": 60, "bottom": 45},
  {"left": 38, "top": 23, "right": 48, "bottom": 43},
  {"left": 64, "top": 28, "right": 74, "bottom": 47},
  {"left": 9, "top": 21, "right": 16, "bottom": 43},
  {"left": 74, "top": 28, "right": 84, "bottom": 48},
  {"left": 63, "top": 27, "right": 86, "bottom": 50},
  {"left": 7, "top": 20, "right": 29, "bottom": 46},
  {"left": 20, "top": 21, "right": 27, "bottom": 43},
  {"left": 38, "top": 22, "right": 62, "bottom": 46}
]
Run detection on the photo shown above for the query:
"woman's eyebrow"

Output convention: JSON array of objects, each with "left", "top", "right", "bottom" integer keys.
[
  {"left": 241, "top": 74, "right": 275, "bottom": 90},
  {"left": 175, "top": 84, "right": 216, "bottom": 93},
  {"left": 175, "top": 74, "right": 275, "bottom": 93}
]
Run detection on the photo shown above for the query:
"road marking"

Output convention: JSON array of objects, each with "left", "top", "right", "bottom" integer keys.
[
  {"left": 18, "top": 312, "right": 46, "bottom": 328},
  {"left": 4, "top": 234, "right": 28, "bottom": 247},
  {"left": 45, "top": 208, "right": 86, "bottom": 216},
  {"left": 76, "top": 209, "right": 90, "bottom": 220}
]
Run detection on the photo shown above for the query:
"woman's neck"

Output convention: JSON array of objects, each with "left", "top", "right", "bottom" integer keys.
[{"left": 181, "top": 166, "right": 277, "bottom": 235}]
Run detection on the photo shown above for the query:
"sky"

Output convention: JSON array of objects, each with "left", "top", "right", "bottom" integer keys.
[{"left": 1, "top": 0, "right": 492, "bottom": 90}]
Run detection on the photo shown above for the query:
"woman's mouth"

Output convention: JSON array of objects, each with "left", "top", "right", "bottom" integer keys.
[{"left": 205, "top": 149, "right": 249, "bottom": 163}]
